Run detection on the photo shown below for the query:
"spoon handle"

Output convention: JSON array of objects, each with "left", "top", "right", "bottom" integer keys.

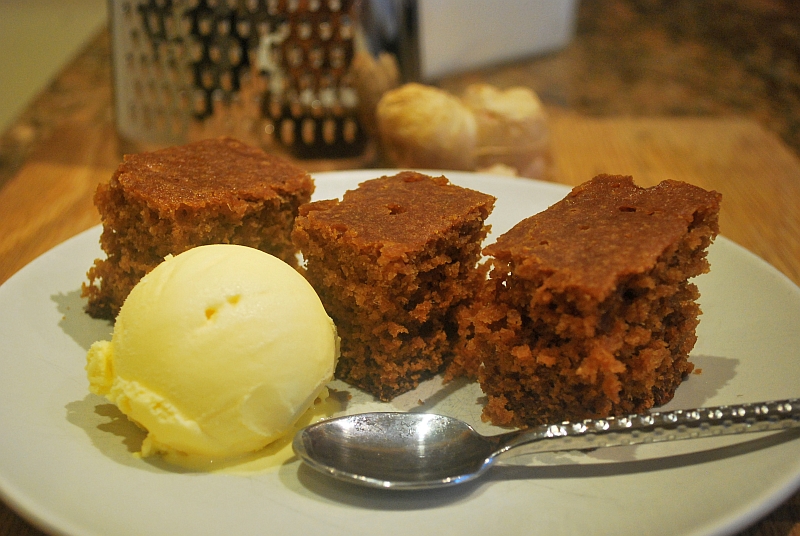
[{"left": 497, "top": 398, "right": 800, "bottom": 457}]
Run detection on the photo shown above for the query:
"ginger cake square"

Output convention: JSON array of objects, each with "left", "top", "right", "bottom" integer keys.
[
  {"left": 462, "top": 174, "right": 721, "bottom": 427},
  {"left": 292, "top": 171, "right": 495, "bottom": 400},
  {"left": 83, "top": 137, "right": 314, "bottom": 319}
]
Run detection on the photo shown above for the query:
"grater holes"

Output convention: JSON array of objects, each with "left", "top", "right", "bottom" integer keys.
[
  {"left": 297, "top": 19, "right": 313, "bottom": 40},
  {"left": 245, "top": 0, "right": 259, "bottom": 14},
  {"left": 329, "top": 45, "right": 345, "bottom": 69},
  {"left": 193, "top": 89, "right": 208, "bottom": 114},
  {"left": 339, "top": 14, "right": 353, "bottom": 39},
  {"left": 322, "top": 119, "right": 335, "bottom": 144},
  {"left": 236, "top": 18, "right": 251, "bottom": 38},
  {"left": 216, "top": 18, "right": 231, "bottom": 36},
  {"left": 342, "top": 118, "right": 357, "bottom": 143},
  {"left": 197, "top": 14, "right": 214, "bottom": 36},
  {"left": 208, "top": 43, "right": 222, "bottom": 63},
  {"left": 318, "top": 20, "right": 332, "bottom": 40},
  {"left": 302, "top": 118, "right": 315, "bottom": 144},
  {"left": 280, "top": 119, "right": 295, "bottom": 145},
  {"left": 118, "top": 0, "right": 366, "bottom": 148}
]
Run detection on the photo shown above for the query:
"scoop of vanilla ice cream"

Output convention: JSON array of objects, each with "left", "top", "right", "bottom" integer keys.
[{"left": 86, "top": 244, "right": 339, "bottom": 460}]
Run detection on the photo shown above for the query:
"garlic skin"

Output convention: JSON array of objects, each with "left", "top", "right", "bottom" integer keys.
[
  {"left": 376, "top": 82, "right": 549, "bottom": 179},
  {"left": 461, "top": 84, "right": 550, "bottom": 178},
  {"left": 376, "top": 83, "right": 478, "bottom": 171}
]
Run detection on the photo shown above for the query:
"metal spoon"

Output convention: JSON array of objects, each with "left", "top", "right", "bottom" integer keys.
[{"left": 293, "top": 398, "right": 800, "bottom": 490}]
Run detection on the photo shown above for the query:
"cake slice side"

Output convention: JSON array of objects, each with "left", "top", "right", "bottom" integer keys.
[
  {"left": 472, "top": 175, "right": 721, "bottom": 427},
  {"left": 82, "top": 138, "right": 313, "bottom": 319},
  {"left": 292, "top": 171, "right": 495, "bottom": 400}
]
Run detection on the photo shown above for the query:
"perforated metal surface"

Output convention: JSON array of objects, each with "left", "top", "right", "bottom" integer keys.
[{"left": 111, "top": 0, "right": 366, "bottom": 158}]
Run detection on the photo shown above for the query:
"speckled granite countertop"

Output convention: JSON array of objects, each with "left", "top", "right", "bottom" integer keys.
[
  {"left": 440, "top": 0, "right": 800, "bottom": 149},
  {"left": 2, "top": 0, "right": 799, "bottom": 188}
]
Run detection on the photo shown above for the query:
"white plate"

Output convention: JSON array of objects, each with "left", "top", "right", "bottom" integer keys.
[{"left": 1, "top": 170, "right": 799, "bottom": 536}]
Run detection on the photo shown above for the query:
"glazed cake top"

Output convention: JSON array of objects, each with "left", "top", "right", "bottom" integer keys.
[
  {"left": 110, "top": 137, "right": 314, "bottom": 211},
  {"left": 297, "top": 171, "right": 495, "bottom": 254},
  {"left": 484, "top": 174, "right": 721, "bottom": 299}
]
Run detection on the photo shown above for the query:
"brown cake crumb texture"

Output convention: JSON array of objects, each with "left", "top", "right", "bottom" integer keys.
[
  {"left": 292, "top": 171, "right": 495, "bottom": 401},
  {"left": 454, "top": 174, "right": 721, "bottom": 427},
  {"left": 82, "top": 137, "right": 314, "bottom": 319}
]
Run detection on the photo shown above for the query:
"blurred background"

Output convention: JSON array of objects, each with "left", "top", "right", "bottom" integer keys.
[
  {"left": 0, "top": 0, "right": 107, "bottom": 133},
  {"left": 0, "top": 0, "right": 800, "bottom": 181},
  {"left": 1, "top": 0, "right": 798, "bottom": 171}
]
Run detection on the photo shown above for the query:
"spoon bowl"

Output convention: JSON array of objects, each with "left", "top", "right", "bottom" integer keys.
[
  {"left": 293, "top": 412, "right": 500, "bottom": 489},
  {"left": 293, "top": 399, "right": 800, "bottom": 490}
]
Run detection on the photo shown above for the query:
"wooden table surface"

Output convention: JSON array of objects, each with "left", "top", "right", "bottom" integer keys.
[{"left": 2, "top": 49, "right": 800, "bottom": 536}]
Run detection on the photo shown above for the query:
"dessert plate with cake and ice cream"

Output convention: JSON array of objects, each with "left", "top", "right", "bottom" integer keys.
[{"left": 0, "top": 143, "right": 799, "bottom": 535}]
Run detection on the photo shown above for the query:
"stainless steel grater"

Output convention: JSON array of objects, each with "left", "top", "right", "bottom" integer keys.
[{"left": 110, "top": 0, "right": 368, "bottom": 159}]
